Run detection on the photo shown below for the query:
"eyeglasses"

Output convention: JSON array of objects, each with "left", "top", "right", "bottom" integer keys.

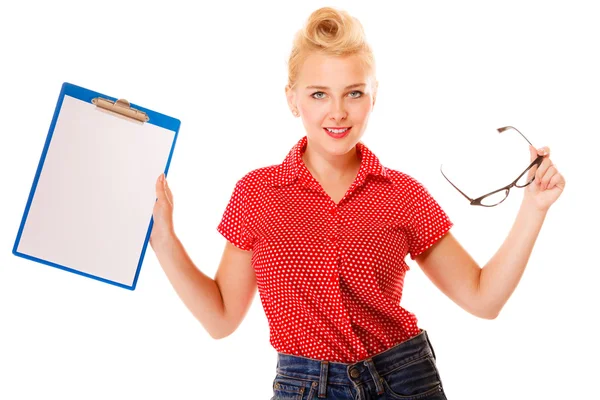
[{"left": 440, "top": 126, "right": 544, "bottom": 207}]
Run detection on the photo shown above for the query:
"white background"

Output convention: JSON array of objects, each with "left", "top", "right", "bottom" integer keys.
[{"left": 1, "top": 1, "right": 598, "bottom": 399}]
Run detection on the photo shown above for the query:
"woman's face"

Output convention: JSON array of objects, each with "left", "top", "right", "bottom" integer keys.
[{"left": 286, "top": 53, "right": 377, "bottom": 157}]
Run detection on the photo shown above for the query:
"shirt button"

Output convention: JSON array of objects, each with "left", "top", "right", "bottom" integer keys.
[{"left": 350, "top": 368, "right": 360, "bottom": 379}]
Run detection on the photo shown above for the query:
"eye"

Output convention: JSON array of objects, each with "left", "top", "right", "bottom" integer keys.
[{"left": 310, "top": 90, "right": 364, "bottom": 100}]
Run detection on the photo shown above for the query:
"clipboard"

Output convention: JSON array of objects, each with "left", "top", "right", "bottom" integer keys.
[{"left": 12, "top": 82, "right": 180, "bottom": 290}]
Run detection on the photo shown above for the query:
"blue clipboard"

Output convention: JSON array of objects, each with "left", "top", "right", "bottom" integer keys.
[{"left": 12, "top": 82, "right": 180, "bottom": 290}]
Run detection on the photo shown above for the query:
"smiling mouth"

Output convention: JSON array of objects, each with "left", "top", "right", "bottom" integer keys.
[{"left": 324, "top": 127, "right": 351, "bottom": 134}]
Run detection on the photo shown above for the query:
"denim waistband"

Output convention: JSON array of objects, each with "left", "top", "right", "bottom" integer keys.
[{"left": 275, "top": 329, "right": 437, "bottom": 398}]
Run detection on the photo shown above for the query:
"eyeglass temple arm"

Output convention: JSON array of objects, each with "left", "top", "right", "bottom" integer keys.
[
  {"left": 498, "top": 125, "right": 543, "bottom": 175},
  {"left": 497, "top": 126, "right": 534, "bottom": 147},
  {"left": 440, "top": 165, "right": 474, "bottom": 202}
]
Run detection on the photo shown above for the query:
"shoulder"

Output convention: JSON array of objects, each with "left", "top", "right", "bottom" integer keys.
[
  {"left": 237, "top": 165, "right": 278, "bottom": 187},
  {"left": 230, "top": 165, "right": 279, "bottom": 201},
  {"left": 384, "top": 166, "right": 451, "bottom": 226},
  {"left": 384, "top": 167, "right": 429, "bottom": 195},
  {"left": 383, "top": 167, "right": 445, "bottom": 216}
]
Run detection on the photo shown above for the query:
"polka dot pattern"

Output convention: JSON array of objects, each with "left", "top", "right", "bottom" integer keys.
[{"left": 217, "top": 136, "right": 453, "bottom": 363}]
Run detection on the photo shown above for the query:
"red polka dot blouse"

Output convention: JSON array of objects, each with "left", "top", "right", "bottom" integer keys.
[{"left": 217, "top": 136, "right": 453, "bottom": 363}]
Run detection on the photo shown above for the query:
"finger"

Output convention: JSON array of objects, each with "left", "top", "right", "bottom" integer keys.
[
  {"left": 538, "top": 146, "right": 550, "bottom": 157},
  {"left": 546, "top": 171, "right": 563, "bottom": 190},
  {"left": 529, "top": 145, "right": 538, "bottom": 162},
  {"left": 164, "top": 176, "right": 173, "bottom": 206},
  {"left": 156, "top": 174, "right": 165, "bottom": 199},
  {"left": 529, "top": 145, "right": 550, "bottom": 162},
  {"left": 535, "top": 157, "right": 553, "bottom": 184},
  {"left": 540, "top": 165, "right": 557, "bottom": 190},
  {"left": 526, "top": 160, "right": 538, "bottom": 183},
  {"left": 527, "top": 146, "right": 547, "bottom": 182}
]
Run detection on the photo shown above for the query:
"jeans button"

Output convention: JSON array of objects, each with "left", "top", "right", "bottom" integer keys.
[{"left": 350, "top": 368, "right": 360, "bottom": 379}]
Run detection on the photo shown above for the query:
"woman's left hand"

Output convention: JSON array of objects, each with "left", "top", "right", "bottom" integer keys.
[{"left": 523, "top": 145, "right": 566, "bottom": 212}]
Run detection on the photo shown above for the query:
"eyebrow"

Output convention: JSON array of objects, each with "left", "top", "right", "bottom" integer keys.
[{"left": 305, "top": 83, "right": 367, "bottom": 90}]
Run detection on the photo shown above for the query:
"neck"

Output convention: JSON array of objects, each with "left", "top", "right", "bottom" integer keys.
[{"left": 301, "top": 142, "right": 361, "bottom": 182}]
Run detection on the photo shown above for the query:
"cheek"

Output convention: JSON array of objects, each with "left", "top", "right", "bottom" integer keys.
[
  {"left": 349, "top": 102, "right": 371, "bottom": 121},
  {"left": 298, "top": 103, "right": 323, "bottom": 122}
]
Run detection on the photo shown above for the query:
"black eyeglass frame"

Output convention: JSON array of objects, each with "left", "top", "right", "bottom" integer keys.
[{"left": 440, "top": 126, "right": 545, "bottom": 207}]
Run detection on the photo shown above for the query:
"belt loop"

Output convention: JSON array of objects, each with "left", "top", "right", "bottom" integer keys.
[
  {"left": 318, "top": 361, "right": 329, "bottom": 398},
  {"left": 363, "top": 358, "right": 385, "bottom": 395}
]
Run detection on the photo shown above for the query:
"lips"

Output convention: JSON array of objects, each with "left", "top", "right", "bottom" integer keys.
[{"left": 324, "top": 126, "right": 352, "bottom": 139}]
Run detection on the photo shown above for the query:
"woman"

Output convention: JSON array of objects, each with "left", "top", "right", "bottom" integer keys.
[{"left": 149, "top": 7, "right": 565, "bottom": 400}]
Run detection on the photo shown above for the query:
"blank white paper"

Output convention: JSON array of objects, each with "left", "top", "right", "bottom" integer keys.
[{"left": 16, "top": 95, "right": 175, "bottom": 287}]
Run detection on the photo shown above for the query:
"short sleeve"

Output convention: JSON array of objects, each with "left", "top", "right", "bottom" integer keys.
[
  {"left": 405, "top": 179, "right": 453, "bottom": 260},
  {"left": 217, "top": 177, "right": 254, "bottom": 251}
]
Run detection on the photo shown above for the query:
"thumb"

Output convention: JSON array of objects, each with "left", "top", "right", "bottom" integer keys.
[
  {"left": 156, "top": 173, "right": 173, "bottom": 206},
  {"left": 526, "top": 145, "right": 541, "bottom": 184},
  {"left": 529, "top": 144, "right": 539, "bottom": 162},
  {"left": 156, "top": 173, "right": 165, "bottom": 199}
]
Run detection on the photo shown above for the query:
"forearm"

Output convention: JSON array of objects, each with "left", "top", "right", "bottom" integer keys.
[
  {"left": 478, "top": 198, "right": 548, "bottom": 317},
  {"left": 153, "top": 234, "right": 226, "bottom": 339}
]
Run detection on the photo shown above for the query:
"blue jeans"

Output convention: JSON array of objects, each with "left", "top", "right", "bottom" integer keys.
[{"left": 271, "top": 329, "right": 447, "bottom": 400}]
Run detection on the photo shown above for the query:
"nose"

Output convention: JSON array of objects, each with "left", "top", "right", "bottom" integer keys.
[{"left": 329, "top": 99, "right": 348, "bottom": 122}]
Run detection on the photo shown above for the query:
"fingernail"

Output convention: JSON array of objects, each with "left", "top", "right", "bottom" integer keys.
[{"left": 160, "top": 174, "right": 164, "bottom": 182}]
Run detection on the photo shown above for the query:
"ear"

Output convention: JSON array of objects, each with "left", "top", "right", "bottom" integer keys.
[
  {"left": 285, "top": 84, "right": 297, "bottom": 112},
  {"left": 371, "top": 79, "right": 378, "bottom": 109}
]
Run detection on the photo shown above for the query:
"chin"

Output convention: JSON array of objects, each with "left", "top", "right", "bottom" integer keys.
[{"left": 315, "top": 132, "right": 360, "bottom": 153}]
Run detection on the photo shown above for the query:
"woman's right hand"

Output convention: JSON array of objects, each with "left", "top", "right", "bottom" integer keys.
[{"left": 150, "top": 173, "right": 175, "bottom": 250}]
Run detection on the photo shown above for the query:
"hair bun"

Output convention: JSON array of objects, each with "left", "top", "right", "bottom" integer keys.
[
  {"left": 287, "top": 7, "right": 375, "bottom": 89},
  {"left": 304, "top": 7, "right": 364, "bottom": 54}
]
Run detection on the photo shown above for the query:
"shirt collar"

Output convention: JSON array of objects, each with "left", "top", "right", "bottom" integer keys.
[{"left": 269, "top": 135, "right": 391, "bottom": 188}]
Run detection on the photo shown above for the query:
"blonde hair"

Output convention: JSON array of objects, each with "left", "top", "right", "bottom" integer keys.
[{"left": 287, "top": 7, "right": 376, "bottom": 90}]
